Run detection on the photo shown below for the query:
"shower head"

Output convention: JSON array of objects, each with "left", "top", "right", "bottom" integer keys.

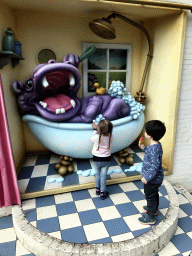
[
  {"left": 89, "top": 17, "right": 116, "bottom": 39},
  {"left": 89, "top": 12, "right": 153, "bottom": 97}
]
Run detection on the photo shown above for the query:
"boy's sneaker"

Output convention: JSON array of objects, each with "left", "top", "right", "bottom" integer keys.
[
  {"left": 138, "top": 213, "right": 156, "bottom": 225},
  {"left": 100, "top": 191, "right": 109, "bottom": 200},
  {"left": 143, "top": 206, "right": 158, "bottom": 216},
  {"left": 96, "top": 188, "right": 100, "bottom": 195}
]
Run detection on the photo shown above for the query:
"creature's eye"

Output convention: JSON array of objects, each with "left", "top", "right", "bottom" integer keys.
[
  {"left": 26, "top": 80, "right": 33, "bottom": 91},
  {"left": 48, "top": 59, "right": 56, "bottom": 64}
]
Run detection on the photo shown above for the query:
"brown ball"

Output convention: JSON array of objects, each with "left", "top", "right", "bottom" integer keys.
[
  {"left": 119, "top": 157, "right": 126, "bottom": 165},
  {"left": 60, "top": 156, "right": 64, "bottom": 160},
  {"left": 55, "top": 163, "right": 61, "bottom": 170},
  {"left": 69, "top": 157, "right": 73, "bottom": 162},
  {"left": 119, "top": 152, "right": 129, "bottom": 158},
  {"left": 64, "top": 156, "right": 69, "bottom": 161},
  {"left": 61, "top": 160, "right": 71, "bottom": 166},
  {"left": 58, "top": 166, "right": 68, "bottom": 176},
  {"left": 68, "top": 165, "right": 74, "bottom": 173},
  {"left": 126, "top": 156, "right": 134, "bottom": 165}
]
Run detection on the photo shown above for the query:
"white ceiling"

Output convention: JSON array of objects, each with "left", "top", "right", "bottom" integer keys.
[{"left": 1, "top": 0, "right": 182, "bottom": 20}]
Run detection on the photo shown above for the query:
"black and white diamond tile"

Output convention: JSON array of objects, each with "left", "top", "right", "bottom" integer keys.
[
  {"left": 1, "top": 177, "right": 192, "bottom": 255},
  {"left": 17, "top": 145, "right": 145, "bottom": 195}
]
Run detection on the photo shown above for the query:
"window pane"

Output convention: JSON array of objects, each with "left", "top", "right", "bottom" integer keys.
[
  {"left": 88, "top": 72, "right": 106, "bottom": 92},
  {"left": 109, "top": 72, "right": 126, "bottom": 88},
  {"left": 88, "top": 48, "right": 107, "bottom": 70},
  {"left": 109, "top": 49, "right": 127, "bottom": 70}
]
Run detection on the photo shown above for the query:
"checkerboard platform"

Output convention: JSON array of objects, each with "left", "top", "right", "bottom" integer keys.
[
  {"left": 1, "top": 144, "right": 192, "bottom": 255},
  {"left": 20, "top": 181, "right": 169, "bottom": 243},
  {"left": 17, "top": 144, "right": 146, "bottom": 195},
  {"left": 1, "top": 183, "right": 192, "bottom": 255}
]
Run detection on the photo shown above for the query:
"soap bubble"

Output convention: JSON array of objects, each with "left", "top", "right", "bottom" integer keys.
[
  {"left": 108, "top": 81, "right": 145, "bottom": 120},
  {"left": 93, "top": 114, "right": 105, "bottom": 125}
]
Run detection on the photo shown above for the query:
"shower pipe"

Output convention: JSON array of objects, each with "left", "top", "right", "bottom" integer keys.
[{"left": 93, "top": 12, "right": 153, "bottom": 94}]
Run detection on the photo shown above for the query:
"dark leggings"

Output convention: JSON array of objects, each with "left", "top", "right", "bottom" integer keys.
[{"left": 144, "top": 182, "right": 161, "bottom": 218}]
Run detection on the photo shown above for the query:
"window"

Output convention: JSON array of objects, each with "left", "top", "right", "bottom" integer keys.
[{"left": 82, "top": 43, "right": 132, "bottom": 97}]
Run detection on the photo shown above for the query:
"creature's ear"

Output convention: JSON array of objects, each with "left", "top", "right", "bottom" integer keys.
[
  {"left": 62, "top": 54, "right": 80, "bottom": 68},
  {"left": 11, "top": 81, "right": 23, "bottom": 94}
]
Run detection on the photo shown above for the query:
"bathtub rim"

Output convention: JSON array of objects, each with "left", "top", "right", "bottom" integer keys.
[{"left": 22, "top": 113, "right": 145, "bottom": 130}]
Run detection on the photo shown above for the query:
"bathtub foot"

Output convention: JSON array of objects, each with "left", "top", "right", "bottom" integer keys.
[
  {"left": 116, "top": 148, "right": 134, "bottom": 165},
  {"left": 55, "top": 156, "right": 74, "bottom": 176}
]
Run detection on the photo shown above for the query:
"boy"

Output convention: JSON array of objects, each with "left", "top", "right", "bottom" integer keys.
[{"left": 138, "top": 120, "right": 166, "bottom": 225}]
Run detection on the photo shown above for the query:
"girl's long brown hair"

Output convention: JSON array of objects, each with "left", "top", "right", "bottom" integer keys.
[{"left": 97, "top": 119, "right": 113, "bottom": 151}]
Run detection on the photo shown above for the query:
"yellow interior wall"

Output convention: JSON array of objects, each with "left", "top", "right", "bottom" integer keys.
[
  {"left": 0, "top": 3, "right": 187, "bottom": 174},
  {"left": 139, "top": 12, "right": 187, "bottom": 172},
  {"left": 13, "top": 9, "right": 142, "bottom": 152},
  {"left": 0, "top": 2, "right": 25, "bottom": 170}
]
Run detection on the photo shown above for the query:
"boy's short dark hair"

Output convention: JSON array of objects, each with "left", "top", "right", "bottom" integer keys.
[{"left": 145, "top": 120, "right": 166, "bottom": 141}]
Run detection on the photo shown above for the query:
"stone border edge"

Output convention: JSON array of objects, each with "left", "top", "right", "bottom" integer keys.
[
  {"left": 12, "top": 180, "right": 179, "bottom": 256},
  {"left": 174, "top": 184, "right": 192, "bottom": 205}
]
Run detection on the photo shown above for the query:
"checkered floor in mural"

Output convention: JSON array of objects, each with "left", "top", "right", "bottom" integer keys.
[
  {"left": 17, "top": 144, "right": 147, "bottom": 195},
  {"left": 1, "top": 183, "right": 192, "bottom": 256},
  {"left": 1, "top": 145, "right": 192, "bottom": 255}
]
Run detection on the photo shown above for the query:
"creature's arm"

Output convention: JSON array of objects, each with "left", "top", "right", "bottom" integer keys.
[
  {"left": 103, "top": 98, "right": 130, "bottom": 121},
  {"left": 81, "top": 96, "right": 103, "bottom": 122}
]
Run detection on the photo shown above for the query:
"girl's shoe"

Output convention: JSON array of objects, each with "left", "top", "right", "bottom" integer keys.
[
  {"left": 100, "top": 191, "right": 109, "bottom": 200},
  {"left": 143, "top": 206, "right": 158, "bottom": 216},
  {"left": 138, "top": 213, "right": 156, "bottom": 225},
  {"left": 96, "top": 188, "right": 100, "bottom": 195}
]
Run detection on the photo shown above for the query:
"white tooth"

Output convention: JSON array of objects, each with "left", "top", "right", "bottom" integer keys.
[
  {"left": 70, "top": 100, "right": 76, "bottom": 108},
  {"left": 69, "top": 74, "right": 75, "bottom": 86},
  {"left": 42, "top": 76, "right": 49, "bottom": 88},
  {"left": 43, "top": 103, "right": 47, "bottom": 108},
  {"left": 61, "top": 108, "right": 65, "bottom": 113},
  {"left": 39, "top": 101, "right": 43, "bottom": 105},
  {"left": 56, "top": 109, "right": 61, "bottom": 114}
]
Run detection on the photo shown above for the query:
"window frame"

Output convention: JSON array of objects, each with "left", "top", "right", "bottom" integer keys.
[{"left": 82, "top": 42, "right": 132, "bottom": 97}]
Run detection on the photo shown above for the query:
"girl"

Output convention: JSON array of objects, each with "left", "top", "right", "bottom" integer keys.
[{"left": 91, "top": 119, "right": 113, "bottom": 200}]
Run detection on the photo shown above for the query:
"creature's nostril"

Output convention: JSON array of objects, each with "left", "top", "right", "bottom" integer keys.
[{"left": 48, "top": 59, "right": 56, "bottom": 64}]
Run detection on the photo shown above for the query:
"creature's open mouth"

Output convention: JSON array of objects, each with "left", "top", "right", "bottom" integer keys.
[{"left": 38, "top": 70, "right": 76, "bottom": 114}]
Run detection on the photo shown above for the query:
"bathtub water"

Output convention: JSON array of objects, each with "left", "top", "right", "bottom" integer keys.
[{"left": 23, "top": 112, "right": 144, "bottom": 158}]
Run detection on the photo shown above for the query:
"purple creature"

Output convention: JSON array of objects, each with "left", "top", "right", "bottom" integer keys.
[{"left": 12, "top": 47, "right": 130, "bottom": 123}]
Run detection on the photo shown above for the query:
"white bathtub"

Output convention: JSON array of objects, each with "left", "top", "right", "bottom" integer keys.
[{"left": 23, "top": 112, "right": 144, "bottom": 158}]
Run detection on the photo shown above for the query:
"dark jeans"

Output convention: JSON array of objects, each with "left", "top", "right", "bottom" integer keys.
[{"left": 144, "top": 182, "right": 161, "bottom": 218}]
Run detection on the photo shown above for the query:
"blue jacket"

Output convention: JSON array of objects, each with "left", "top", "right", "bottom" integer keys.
[{"left": 141, "top": 143, "right": 164, "bottom": 184}]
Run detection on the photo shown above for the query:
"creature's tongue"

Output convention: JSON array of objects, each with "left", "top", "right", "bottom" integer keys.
[{"left": 43, "top": 94, "right": 73, "bottom": 112}]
